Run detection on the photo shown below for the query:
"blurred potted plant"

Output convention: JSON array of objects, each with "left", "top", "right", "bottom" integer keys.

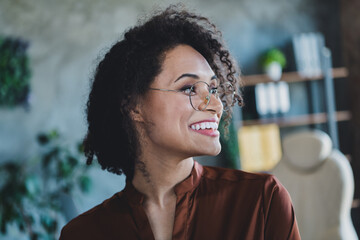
[
  {"left": 0, "top": 130, "right": 91, "bottom": 240},
  {"left": 219, "top": 109, "right": 241, "bottom": 170},
  {"left": 0, "top": 36, "right": 31, "bottom": 107},
  {"left": 261, "top": 48, "right": 287, "bottom": 81}
]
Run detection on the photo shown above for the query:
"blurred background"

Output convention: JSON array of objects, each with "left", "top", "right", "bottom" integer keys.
[{"left": 1, "top": 0, "right": 359, "bottom": 239}]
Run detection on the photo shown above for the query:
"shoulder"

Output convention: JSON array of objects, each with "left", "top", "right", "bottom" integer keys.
[
  {"left": 201, "top": 165, "right": 290, "bottom": 204},
  {"left": 59, "top": 192, "right": 126, "bottom": 239},
  {"left": 200, "top": 166, "right": 300, "bottom": 238},
  {"left": 202, "top": 165, "right": 279, "bottom": 187}
]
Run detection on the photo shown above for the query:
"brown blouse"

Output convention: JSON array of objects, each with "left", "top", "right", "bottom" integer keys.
[{"left": 60, "top": 161, "right": 301, "bottom": 239}]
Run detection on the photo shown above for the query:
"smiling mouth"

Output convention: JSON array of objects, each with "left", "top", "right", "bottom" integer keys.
[
  {"left": 189, "top": 122, "right": 220, "bottom": 137},
  {"left": 190, "top": 122, "right": 218, "bottom": 130}
]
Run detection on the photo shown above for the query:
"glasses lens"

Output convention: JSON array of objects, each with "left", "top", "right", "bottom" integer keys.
[{"left": 190, "top": 81, "right": 212, "bottom": 111}]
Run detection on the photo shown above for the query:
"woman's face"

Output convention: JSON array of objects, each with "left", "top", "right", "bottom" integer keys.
[{"left": 137, "top": 44, "right": 223, "bottom": 160}]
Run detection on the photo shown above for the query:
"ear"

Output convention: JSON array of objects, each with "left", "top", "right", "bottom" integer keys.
[{"left": 130, "top": 105, "right": 144, "bottom": 122}]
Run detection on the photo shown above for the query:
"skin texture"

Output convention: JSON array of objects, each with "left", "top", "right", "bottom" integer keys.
[{"left": 131, "top": 44, "right": 223, "bottom": 240}]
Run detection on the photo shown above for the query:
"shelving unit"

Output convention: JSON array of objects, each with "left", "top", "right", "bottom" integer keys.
[
  {"left": 242, "top": 67, "right": 348, "bottom": 86},
  {"left": 240, "top": 110, "right": 351, "bottom": 127},
  {"left": 237, "top": 62, "right": 350, "bottom": 150},
  {"left": 235, "top": 64, "right": 351, "bottom": 172},
  {"left": 239, "top": 67, "right": 350, "bottom": 128}
]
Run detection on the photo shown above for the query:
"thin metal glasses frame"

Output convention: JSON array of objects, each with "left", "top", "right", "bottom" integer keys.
[{"left": 149, "top": 81, "right": 217, "bottom": 111}]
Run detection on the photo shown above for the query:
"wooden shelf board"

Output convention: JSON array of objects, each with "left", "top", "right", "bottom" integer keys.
[
  {"left": 240, "top": 110, "right": 352, "bottom": 128},
  {"left": 242, "top": 67, "right": 348, "bottom": 87}
]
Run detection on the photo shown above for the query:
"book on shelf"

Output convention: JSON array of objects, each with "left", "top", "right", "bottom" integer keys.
[
  {"left": 292, "top": 32, "right": 325, "bottom": 78},
  {"left": 255, "top": 82, "right": 290, "bottom": 116},
  {"left": 237, "top": 124, "right": 282, "bottom": 172}
]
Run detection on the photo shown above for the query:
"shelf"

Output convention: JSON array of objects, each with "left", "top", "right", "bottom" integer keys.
[
  {"left": 242, "top": 67, "right": 348, "bottom": 87},
  {"left": 240, "top": 110, "right": 351, "bottom": 128}
]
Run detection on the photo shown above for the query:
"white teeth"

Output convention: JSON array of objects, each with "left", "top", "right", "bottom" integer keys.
[
  {"left": 190, "top": 122, "right": 218, "bottom": 130},
  {"left": 212, "top": 122, "right": 218, "bottom": 130}
]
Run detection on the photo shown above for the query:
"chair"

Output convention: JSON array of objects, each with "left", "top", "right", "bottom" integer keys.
[{"left": 271, "top": 130, "right": 358, "bottom": 240}]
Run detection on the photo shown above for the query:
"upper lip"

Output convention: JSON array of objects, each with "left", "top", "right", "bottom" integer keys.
[{"left": 189, "top": 118, "right": 219, "bottom": 126}]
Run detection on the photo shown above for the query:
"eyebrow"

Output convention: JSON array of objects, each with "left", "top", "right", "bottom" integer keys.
[{"left": 175, "top": 73, "right": 217, "bottom": 82}]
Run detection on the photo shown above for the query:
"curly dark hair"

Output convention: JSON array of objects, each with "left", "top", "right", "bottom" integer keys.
[{"left": 83, "top": 4, "right": 243, "bottom": 180}]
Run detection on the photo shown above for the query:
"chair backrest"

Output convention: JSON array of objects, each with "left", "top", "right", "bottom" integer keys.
[{"left": 271, "top": 130, "right": 358, "bottom": 240}]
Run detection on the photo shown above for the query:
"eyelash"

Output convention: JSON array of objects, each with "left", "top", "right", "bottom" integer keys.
[
  {"left": 179, "top": 85, "right": 219, "bottom": 94},
  {"left": 210, "top": 87, "right": 218, "bottom": 94},
  {"left": 180, "top": 85, "right": 193, "bottom": 92}
]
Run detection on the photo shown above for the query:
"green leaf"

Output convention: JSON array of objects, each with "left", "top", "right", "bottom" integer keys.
[
  {"left": 42, "top": 147, "right": 60, "bottom": 168},
  {"left": 0, "top": 36, "right": 31, "bottom": 107},
  {"left": 25, "top": 174, "right": 41, "bottom": 197},
  {"left": 30, "top": 232, "right": 40, "bottom": 240},
  {"left": 79, "top": 175, "right": 92, "bottom": 193},
  {"left": 49, "top": 130, "right": 59, "bottom": 140},
  {"left": 59, "top": 161, "right": 72, "bottom": 178},
  {"left": 67, "top": 156, "right": 78, "bottom": 168},
  {"left": 260, "top": 48, "right": 287, "bottom": 69},
  {"left": 40, "top": 215, "right": 57, "bottom": 233},
  {"left": 0, "top": 220, "right": 6, "bottom": 234},
  {"left": 0, "top": 129, "right": 94, "bottom": 237}
]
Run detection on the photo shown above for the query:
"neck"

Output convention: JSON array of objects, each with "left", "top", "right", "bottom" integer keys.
[{"left": 132, "top": 156, "right": 194, "bottom": 206}]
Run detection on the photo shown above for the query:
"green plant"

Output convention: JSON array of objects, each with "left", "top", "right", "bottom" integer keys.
[
  {"left": 0, "top": 130, "right": 91, "bottom": 240},
  {"left": 0, "top": 36, "right": 31, "bottom": 107},
  {"left": 219, "top": 117, "right": 241, "bottom": 170},
  {"left": 260, "top": 48, "right": 287, "bottom": 69}
]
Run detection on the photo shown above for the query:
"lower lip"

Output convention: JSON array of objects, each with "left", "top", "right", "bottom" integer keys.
[{"left": 189, "top": 128, "right": 220, "bottom": 137}]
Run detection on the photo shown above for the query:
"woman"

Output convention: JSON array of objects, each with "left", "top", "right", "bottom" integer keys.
[{"left": 60, "top": 5, "right": 301, "bottom": 240}]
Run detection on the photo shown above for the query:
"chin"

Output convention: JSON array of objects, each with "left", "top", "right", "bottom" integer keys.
[
  {"left": 210, "top": 145, "right": 222, "bottom": 156},
  {"left": 198, "top": 142, "right": 222, "bottom": 156}
]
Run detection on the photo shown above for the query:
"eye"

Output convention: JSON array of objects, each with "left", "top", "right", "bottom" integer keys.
[
  {"left": 210, "top": 87, "right": 218, "bottom": 95},
  {"left": 180, "top": 85, "right": 196, "bottom": 95}
]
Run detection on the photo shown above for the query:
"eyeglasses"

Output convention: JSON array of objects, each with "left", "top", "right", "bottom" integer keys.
[{"left": 149, "top": 81, "right": 219, "bottom": 111}]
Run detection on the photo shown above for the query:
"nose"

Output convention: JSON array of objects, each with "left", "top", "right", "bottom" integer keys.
[{"left": 205, "top": 94, "right": 223, "bottom": 116}]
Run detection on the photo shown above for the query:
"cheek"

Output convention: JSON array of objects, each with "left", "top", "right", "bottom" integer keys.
[
  {"left": 143, "top": 95, "right": 191, "bottom": 134},
  {"left": 154, "top": 94, "right": 192, "bottom": 118},
  {"left": 162, "top": 100, "right": 193, "bottom": 136}
]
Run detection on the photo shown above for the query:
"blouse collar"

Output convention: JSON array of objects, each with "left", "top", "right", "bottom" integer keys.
[{"left": 123, "top": 161, "right": 203, "bottom": 205}]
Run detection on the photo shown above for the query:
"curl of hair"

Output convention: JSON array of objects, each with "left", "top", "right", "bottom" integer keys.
[{"left": 83, "top": 4, "right": 243, "bottom": 180}]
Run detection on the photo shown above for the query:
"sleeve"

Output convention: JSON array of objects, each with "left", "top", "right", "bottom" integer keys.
[
  {"left": 58, "top": 215, "right": 100, "bottom": 240},
  {"left": 58, "top": 220, "right": 84, "bottom": 240},
  {"left": 263, "top": 175, "right": 301, "bottom": 240}
]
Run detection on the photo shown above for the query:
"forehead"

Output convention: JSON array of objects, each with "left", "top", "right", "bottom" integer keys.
[{"left": 157, "top": 45, "right": 215, "bottom": 83}]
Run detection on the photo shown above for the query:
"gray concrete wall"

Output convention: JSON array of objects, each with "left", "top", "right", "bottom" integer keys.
[{"left": 0, "top": 0, "right": 341, "bottom": 232}]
